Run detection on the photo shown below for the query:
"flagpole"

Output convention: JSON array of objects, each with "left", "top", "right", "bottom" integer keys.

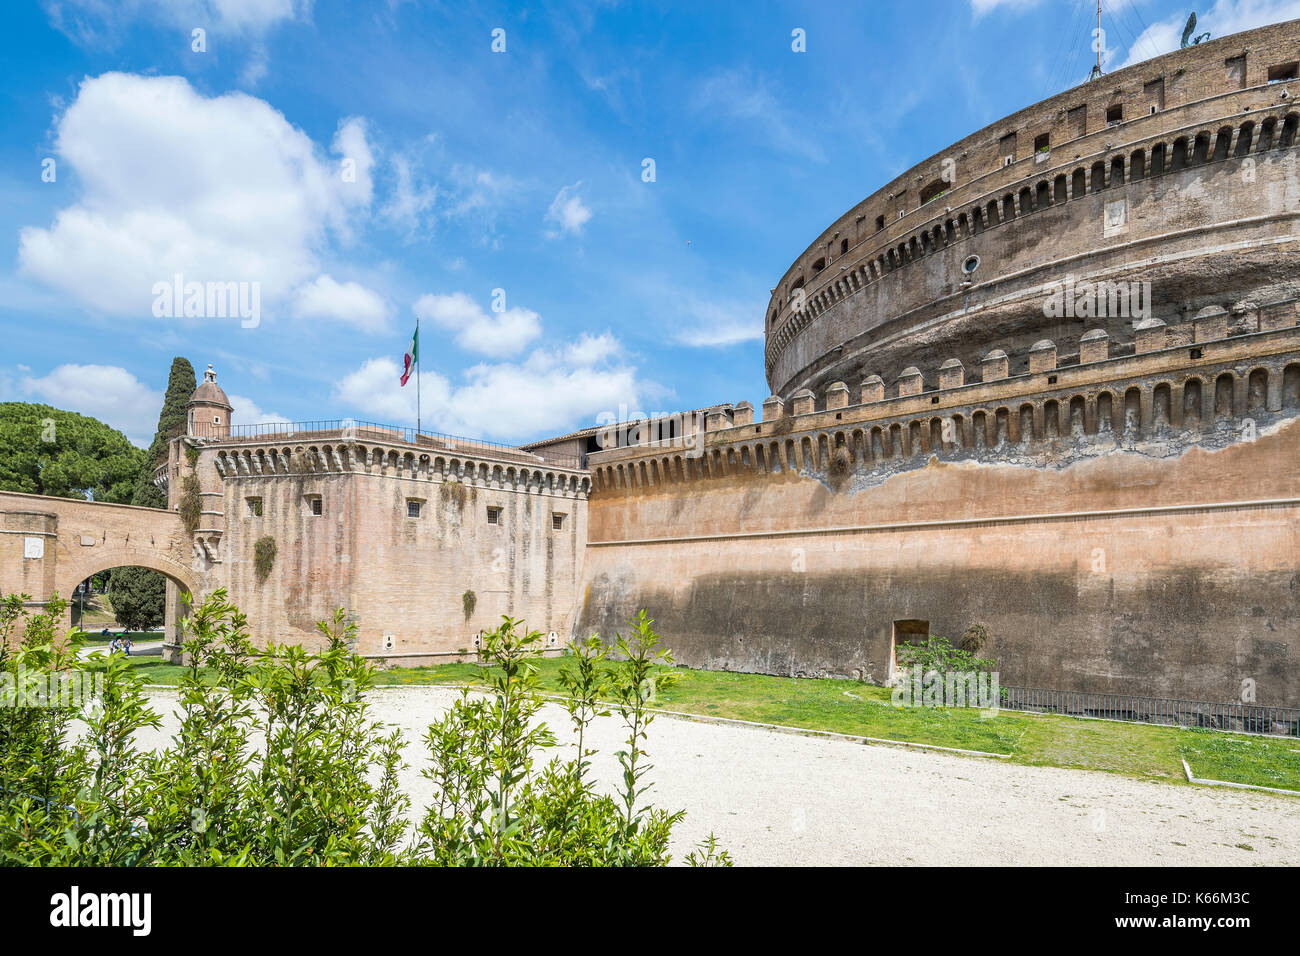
[{"left": 416, "top": 316, "right": 422, "bottom": 438}]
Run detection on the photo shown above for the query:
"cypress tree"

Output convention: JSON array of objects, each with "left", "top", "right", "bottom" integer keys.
[
  {"left": 131, "top": 357, "right": 196, "bottom": 508},
  {"left": 109, "top": 358, "right": 196, "bottom": 632}
]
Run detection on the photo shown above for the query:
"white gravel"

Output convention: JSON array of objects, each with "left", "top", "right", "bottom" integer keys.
[{"left": 136, "top": 685, "right": 1300, "bottom": 866}]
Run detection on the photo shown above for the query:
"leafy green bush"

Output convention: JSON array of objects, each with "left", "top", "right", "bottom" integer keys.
[
  {"left": 896, "top": 634, "right": 996, "bottom": 676},
  {"left": 0, "top": 590, "right": 729, "bottom": 867}
]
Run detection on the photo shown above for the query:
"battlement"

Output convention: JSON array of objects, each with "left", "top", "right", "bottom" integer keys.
[{"left": 590, "top": 319, "right": 1300, "bottom": 491}]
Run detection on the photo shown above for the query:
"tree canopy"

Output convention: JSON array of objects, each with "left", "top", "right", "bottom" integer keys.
[{"left": 0, "top": 403, "right": 144, "bottom": 503}]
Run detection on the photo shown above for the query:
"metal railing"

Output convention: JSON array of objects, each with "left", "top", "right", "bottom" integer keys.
[
  {"left": 190, "top": 419, "right": 583, "bottom": 469},
  {"left": 999, "top": 685, "right": 1300, "bottom": 737}
]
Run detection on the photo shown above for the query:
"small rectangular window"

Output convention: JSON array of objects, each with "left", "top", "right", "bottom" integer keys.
[
  {"left": 406, "top": 500, "right": 422, "bottom": 518},
  {"left": 1106, "top": 104, "right": 1123, "bottom": 125},
  {"left": 552, "top": 513, "right": 566, "bottom": 531},
  {"left": 1268, "top": 62, "right": 1298, "bottom": 83},
  {"left": 875, "top": 215, "right": 885, "bottom": 232},
  {"left": 487, "top": 506, "right": 502, "bottom": 525},
  {"left": 246, "top": 497, "right": 262, "bottom": 517},
  {"left": 307, "top": 496, "right": 322, "bottom": 516},
  {"left": 1033, "top": 133, "right": 1050, "bottom": 154}
]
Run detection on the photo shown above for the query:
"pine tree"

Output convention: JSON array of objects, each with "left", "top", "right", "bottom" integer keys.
[{"left": 109, "top": 358, "right": 196, "bottom": 632}]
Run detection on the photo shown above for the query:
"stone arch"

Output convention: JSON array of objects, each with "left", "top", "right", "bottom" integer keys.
[
  {"left": 1246, "top": 367, "right": 1269, "bottom": 413},
  {"left": 1214, "top": 372, "right": 1236, "bottom": 420},
  {"left": 1235, "top": 121, "right": 1256, "bottom": 158},
  {"left": 1192, "top": 131, "right": 1211, "bottom": 164},
  {"left": 1213, "top": 126, "right": 1233, "bottom": 161},
  {"left": 1281, "top": 113, "right": 1300, "bottom": 149},
  {"left": 1096, "top": 391, "right": 1114, "bottom": 433},
  {"left": 994, "top": 406, "right": 1011, "bottom": 446},
  {"left": 1043, "top": 399, "right": 1061, "bottom": 439},
  {"left": 1018, "top": 402, "right": 1035, "bottom": 442},
  {"left": 1284, "top": 363, "right": 1300, "bottom": 409},
  {"left": 1122, "top": 387, "right": 1142, "bottom": 435},
  {"left": 1072, "top": 167, "right": 1086, "bottom": 196},
  {"left": 1258, "top": 116, "right": 1278, "bottom": 152},
  {"left": 1152, "top": 382, "right": 1172, "bottom": 430},
  {"left": 1090, "top": 160, "right": 1106, "bottom": 191},
  {"left": 1183, "top": 376, "right": 1203, "bottom": 424},
  {"left": 1068, "top": 395, "right": 1086, "bottom": 436},
  {"left": 1170, "top": 136, "right": 1190, "bottom": 171},
  {"left": 1130, "top": 149, "right": 1146, "bottom": 180},
  {"left": 58, "top": 549, "right": 200, "bottom": 648},
  {"left": 1054, "top": 174, "right": 1068, "bottom": 203}
]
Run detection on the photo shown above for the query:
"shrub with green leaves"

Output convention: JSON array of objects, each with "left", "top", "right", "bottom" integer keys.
[
  {"left": 896, "top": 634, "right": 996, "bottom": 676},
  {"left": 0, "top": 590, "right": 729, "bottom": 867}
]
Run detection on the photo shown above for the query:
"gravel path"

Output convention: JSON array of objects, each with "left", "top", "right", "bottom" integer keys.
[{"left": 137, "top": 686, "right": 1300, "bottom": 866}]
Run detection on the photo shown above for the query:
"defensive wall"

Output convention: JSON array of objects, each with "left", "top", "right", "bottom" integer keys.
[{"left": 578, "top": 322, "right": 1300, "bottom": 707}]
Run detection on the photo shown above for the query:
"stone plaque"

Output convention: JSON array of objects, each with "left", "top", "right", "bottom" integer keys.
[
  {"left": 1103, "top": 198, "right": 1128, "bottom": 238},
  {"left": 23, "top": 537, "right": 44, "bottom": 559},
  {"left": 80, "top": 535, "right": 95, "bottom": 547}
]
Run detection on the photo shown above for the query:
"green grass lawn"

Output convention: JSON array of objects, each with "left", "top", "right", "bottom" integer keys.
[{"left": 95, "top": 654, "right": 1300, "bottom": 794}]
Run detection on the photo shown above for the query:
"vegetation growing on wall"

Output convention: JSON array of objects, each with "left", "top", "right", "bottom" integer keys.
[
  {"left": 440, "top": 480, "right": 468, "bottom": 510},
  {"left": 897, "top": 634, "right": 996, "bottom": 676},
  {"left": 254, "top": 536, "right": 277, "bottom": 582},
  {"left": 0, "top": 589, "right": 730, "bottom": 867},
  {"left": 462, "top": 589, "right": 476, "bottom": 620},
  {"left": 961, "top": 623, "right": 990, "bottom": 654},
  {"left": 178, "top": 474, "right": 202, "bottom": 533},
  {"left": 828, "top": 445, "right": 854, "bottom": 485}
]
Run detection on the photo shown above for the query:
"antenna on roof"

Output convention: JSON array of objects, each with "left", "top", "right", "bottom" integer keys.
[{"left": 1089, "top": 1, "right": 1104, "bottom": 82}]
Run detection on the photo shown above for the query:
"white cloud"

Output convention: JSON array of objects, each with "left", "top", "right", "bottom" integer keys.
[
  {"left": 969, "top": 0, "right": 1043, "bottom": 16},
  {"left": 690, "top": 70, "right": 826, "bottom": 163},
  {"left": 413, "top": 291, "right": 542, "bottom": 357},
  {"left": 381, "top": 153, "right": 439, "bottom": 236},
  {"left": 333, "top": 332, "right": 651, "bottom": 442},
  {"left": 227, "top": 393, "right": 292, "bottom": 428},
  {"left": 18, "top": 73, "right": 373, "bottom": 319},
  {"left": 675, "top": 300, "right": 764, "bottom": 347},
  {"left": 293, "top": 274, "right": 391, "bottom": 333},
  {"left": 17, "top": 364, "right": 162, "bottom": 447},
  {"left": 43, "top": 0, "right": 309, "bottom": 42},
  {"left": 544, "top": 182, "right": 592, "bottom": 238},
  {"left": 1117, "top": 1, "right": 1300, "bottom": 69}
]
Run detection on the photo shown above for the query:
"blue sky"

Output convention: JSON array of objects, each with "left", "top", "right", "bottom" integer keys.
[{"left": 2, "top": 0, "right": 1297, "bottom": 446}]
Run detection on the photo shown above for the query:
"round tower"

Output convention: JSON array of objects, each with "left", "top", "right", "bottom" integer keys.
[{"left": 187, "top": 364, "right": 234, "bottom": 439}]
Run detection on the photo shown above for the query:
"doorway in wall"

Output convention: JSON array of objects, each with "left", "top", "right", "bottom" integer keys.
[{"left": 890, "top": 619, "right": 931, "bottom": 680}]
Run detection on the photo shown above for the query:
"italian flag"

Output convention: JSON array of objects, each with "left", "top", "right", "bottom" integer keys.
[{"left": 400, "top": 324, "right": 418, "bottom": 386}]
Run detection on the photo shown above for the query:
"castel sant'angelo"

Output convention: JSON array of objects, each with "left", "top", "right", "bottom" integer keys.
[{"left": 2, "top": 19, "right": 1298, "bottom": 709}]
